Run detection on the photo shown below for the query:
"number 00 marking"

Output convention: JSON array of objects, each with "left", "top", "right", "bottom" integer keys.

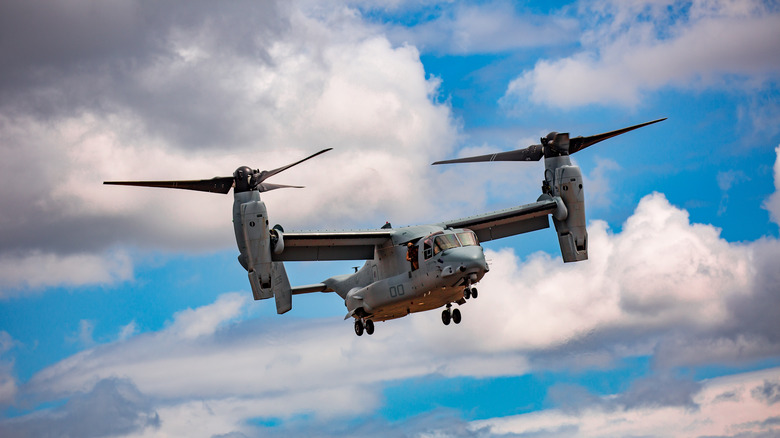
[{"left": 390, "top": 285, "right": 405, "bottom": 297}]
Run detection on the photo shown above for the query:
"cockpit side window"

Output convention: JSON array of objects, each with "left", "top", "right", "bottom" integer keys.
[
  {"left": 423, "top": 238, "right": 433, "bottom": 259},
  {"left": 457, "top": 231, "right": 478, "bottom": 246},
  {"left": 433, "top": 234, "right": 460, "bottom": 255}
]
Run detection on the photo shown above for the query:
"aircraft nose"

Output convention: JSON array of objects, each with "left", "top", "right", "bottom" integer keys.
[{"left": 441, "top": 246, "right": 488, "bottom": 272}]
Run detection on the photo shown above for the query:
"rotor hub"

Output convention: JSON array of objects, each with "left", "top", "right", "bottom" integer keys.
[{"left": 233, "top": 166, "right": 255, "bottom": 192}]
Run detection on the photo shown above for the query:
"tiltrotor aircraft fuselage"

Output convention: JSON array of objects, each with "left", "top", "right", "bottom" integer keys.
[{"left": 105, "top": 118, "right": 665, "bottom": 336}]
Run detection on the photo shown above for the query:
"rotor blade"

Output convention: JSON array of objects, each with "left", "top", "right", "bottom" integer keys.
[
  {"left": 258, "top": 148, "right": 333, "bottom": 182},
  {"left": 103, "top": 176, "right": 235, "bottom": 194},
  {"left": 569, "top": 118, "right": 666, "bottom": 154},
  {"left": 258, "top": 183, "right": 305, "bottom": 192},
  {"left": 432, "top": 144, "right": 543, "bottom": 165}
]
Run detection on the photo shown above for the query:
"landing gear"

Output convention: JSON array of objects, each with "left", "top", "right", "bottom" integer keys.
[
  {"left": 355, "top": 318, "right": 375, "bottom": 336},
  {"left": 442, "top": 305, "right": 462, "bottom": 326},
  {"left": 464, "top": 286, "right": 478, "bottom": 300},
  {"left": 442, "top": 309, "right": 451, "bottom": 325},
  {"left": 452, "top": 308, "right": 461, "bottom": 324},
  {"left": 354, "top": 319, "right": 364, "bottom": 336},
  {"left": 471, "top": 287, "right": 478, "bottom": 299}
]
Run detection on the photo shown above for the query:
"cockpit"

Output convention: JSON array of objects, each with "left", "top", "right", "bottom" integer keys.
[{"left": 422, "top": 230, "right": 479, "bottom": 259}]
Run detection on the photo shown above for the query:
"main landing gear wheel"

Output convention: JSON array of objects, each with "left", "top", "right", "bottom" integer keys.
[
  {"left": 354, "top": 319, "right": 364, "bottom": 336},
  {"left": 365, "top": 319, "right": 375, "bottom": 335},
  {"left": 442, "top": 309, "right": 451, "bottom": 325},
  {"left": 452, "top": 308, "right": 461, "bottom": 324},
  {"left": 442, "top": 305, "right": 462, "bottom": 326}
]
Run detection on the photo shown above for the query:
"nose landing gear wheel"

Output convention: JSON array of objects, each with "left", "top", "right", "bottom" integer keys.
[
  {"left": 452, "top": 308, "right": 461, "bottom": 324},
  {"left": 442, "top": 309, "right": 451, "bottom": 325},
  {"left": 464, "top": 288, "right": 471, "bottom": 299},
  {"left": 471, "top": 288, "right": 478, "bottom": 299},
  {"left": 354, "top": 319, "right": 364, "bottom": 336},
  {"left": 365, "top": 319, "right": 375, "bottom": 335}
]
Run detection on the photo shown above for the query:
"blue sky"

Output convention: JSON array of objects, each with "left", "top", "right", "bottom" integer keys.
[{"left": 1, "top": 0, "right": 779, "bottom": 436}]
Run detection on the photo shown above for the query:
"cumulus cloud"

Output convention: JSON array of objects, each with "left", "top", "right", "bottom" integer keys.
[
  {"left": 453, "top": 192, "right": 769, "bottom": 364},
  {"left": 0, "top": 250, "right": 133, "bottom": 298},
  {"left": 0, "top": 0, "right": 465, "bottom": 293},
  {"left": 165, "top": 292, "right": 248, "bottom": 340},
  {"left": 0, "top": 378, "right": 160, "bottom": 438},
  {"left": 9, "top": 174, "right": 780, "bottom": 434},
  {"left": 502, "top": 0, "right": 780, "bottom": 108},
  {"left": 469, "top": 367, "right": 780, "bottom": 438}
]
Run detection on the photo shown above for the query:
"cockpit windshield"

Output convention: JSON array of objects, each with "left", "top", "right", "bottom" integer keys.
[
  {"left": 422, "top": 230, "right": 480, "bottom": 259},
  {"left": 457, "top": 231, "right": 478, "bottom": 246},
  {"left": 433, "top": 234, "right": 460, "bottom": 255}
]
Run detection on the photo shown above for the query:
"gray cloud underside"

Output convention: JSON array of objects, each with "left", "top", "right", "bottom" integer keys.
[
  {"left": 2, "top": 0, "right": 496, "bottom": 292},
  {"left": 0, "top": 378, "right": 160, "bottom": 438}
]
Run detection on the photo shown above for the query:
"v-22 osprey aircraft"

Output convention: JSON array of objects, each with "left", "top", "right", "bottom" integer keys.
[{"left": 105, "top": 118, "right": 665, "bottom": 336}]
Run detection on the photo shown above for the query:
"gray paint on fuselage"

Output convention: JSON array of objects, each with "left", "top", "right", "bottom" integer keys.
[{"left": 322, "top": 224, "right": 488, "bottom": 322}]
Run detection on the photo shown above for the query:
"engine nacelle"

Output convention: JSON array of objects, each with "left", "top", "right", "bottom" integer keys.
[
  {"left": 544, "top": 156, "right": 588, "bottom": 262},
  {"left": 233, "top": 191, "right": 292, "bottom": 313}
]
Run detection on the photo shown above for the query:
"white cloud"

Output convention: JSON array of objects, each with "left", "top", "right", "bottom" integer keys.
[
  {"left": 382, "top": 1, "right": 579, "bottom": 55},
  {"left": 583, "top": 157, "right": 620, "bottom": 209},
  {"left": 164, "top": 293, "right": 248, "bottom": 340},
  {"left": 9, "top": 144, "right": 780, "bottom": 434},
  {"left": 470, "top": 367, "right": 780, "bottom": 438},
  {"left": 14, "top": 189, "right": 780, "bottom": 434},
  {"left": 503, "top": 0, "right": 780, "bottom": 108},
  {"left": 76, "top": 320, "right": 95, "bottom": 347},
  {"left": 449, "top": 192, "right": 764, "bottom": 359},
  {"left": 717, "top": 170, "right": 750, "bottom": 192},
  {"left": 0, "top": 250, "right": 133, "bottom": 297},
  {"left": 118, "top": 321, "right": 138, "bottom": 341},
  {"left": 0, "top": 0, "right": 464, "bottom": 292},
  {"left": 764, "top": 145, "right": 780, "bottom": 226}
]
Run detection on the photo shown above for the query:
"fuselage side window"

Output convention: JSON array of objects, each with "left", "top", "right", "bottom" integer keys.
[
  {"left": 457, "top": 231, "right": 478, "bottom": 246},
  {"left": 433, "top": 234, "right": 460, "bottom": 255}
]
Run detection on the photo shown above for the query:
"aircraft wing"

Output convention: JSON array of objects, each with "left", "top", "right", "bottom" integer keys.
[
  {"left": 441, "top": 198, "right": 558, "bottom": 243},
  {"left": 291, "top": 283, "right": 333, "bottom": 294},
  {"left": 273, "top": 230, "right": 393, "bottom": 261}
]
